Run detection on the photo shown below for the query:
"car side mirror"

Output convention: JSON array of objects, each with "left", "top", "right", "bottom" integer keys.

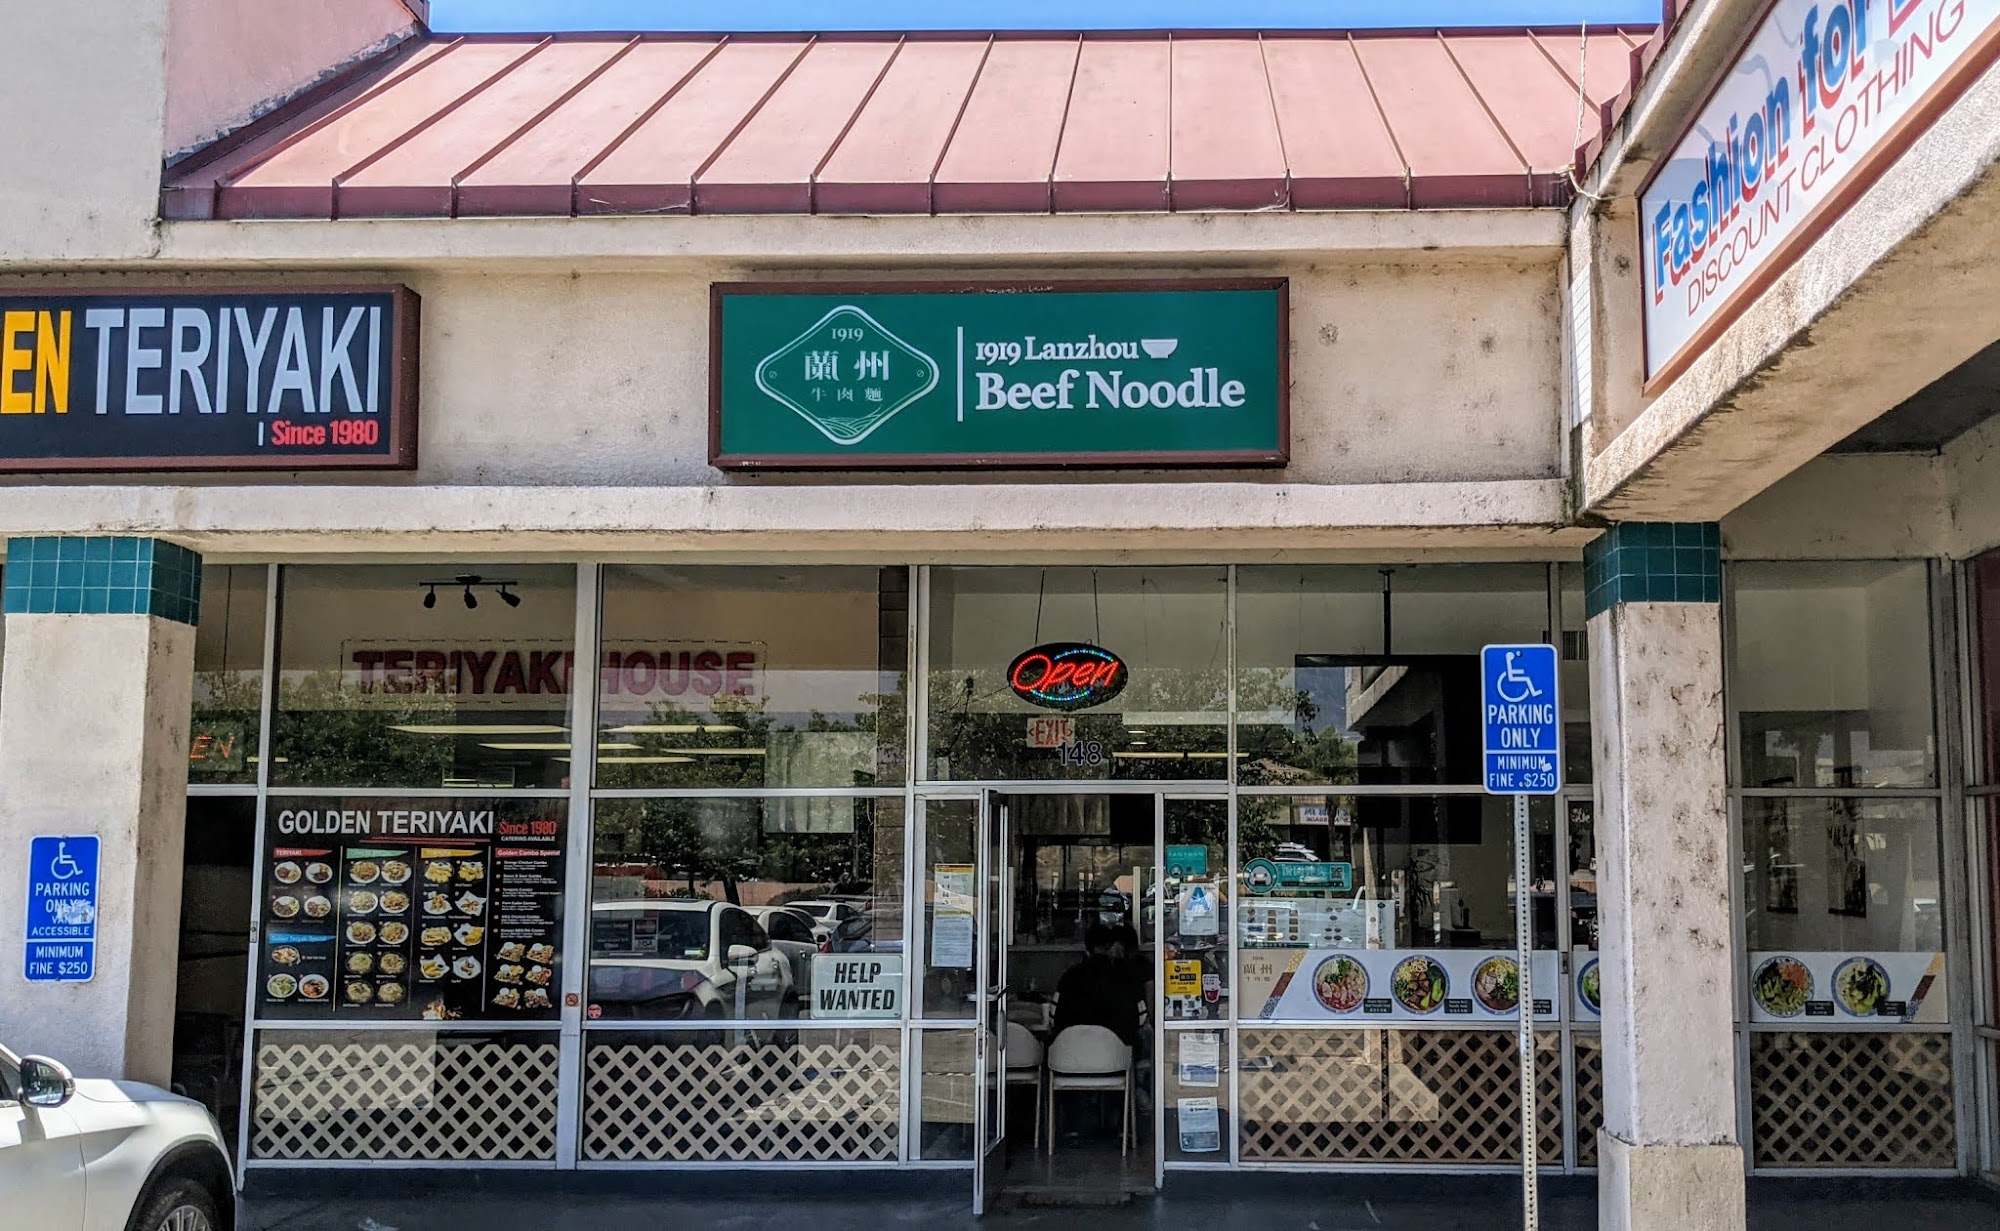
[
  {"left": 19, "top": 1056, "right": 74, "bottom": 1109},
  {"left": 726, "top": 944, "right": 757, "bottom": 963}
]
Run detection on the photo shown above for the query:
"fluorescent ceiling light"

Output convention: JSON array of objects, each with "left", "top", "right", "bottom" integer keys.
[
  {"left": 1119, "top": 712, "right": 1225, "bottom": 727},
  {"left": 676, "top": 748, "right": 766, "bottom": 756},
  {"left": 390, "top": 723, "right": 568, "bottom": 736},
  {"left": 603, "top": 724, "right": 742, "bottom": 735},
  {"left": 478, "top": 742, "right": 573, "bottom": 752},
  {"left": 1235, "top": 709, "right": 1304, "bottom": 726},
  {"left": 593, "top": 755, "right": 697, "bottom": 765}
]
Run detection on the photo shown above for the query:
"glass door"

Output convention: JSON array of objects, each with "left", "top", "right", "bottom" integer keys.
[{"left": 972, "top": 792, "right": 1011, "bottom": 1216}]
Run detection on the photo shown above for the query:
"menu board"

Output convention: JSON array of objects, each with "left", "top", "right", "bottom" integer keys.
[
  {"left": 1240, "top": 947, "right": 1561, "bottom": 1023},
  {"left": 256, "top": 798, "right": 566, "bottom": 1022}
]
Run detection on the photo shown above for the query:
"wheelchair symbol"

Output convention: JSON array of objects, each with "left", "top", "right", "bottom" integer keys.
[
  {"left": 47, "top": 841, "right": 84, "bottom": 881},
  {"left": 1494, "top": 651, "right": 1544, "bottom": 704}
]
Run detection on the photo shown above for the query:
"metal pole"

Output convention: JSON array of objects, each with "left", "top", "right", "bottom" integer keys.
[{"left": 1515, "top": 790, "right": 1539, "bottom": 1230}]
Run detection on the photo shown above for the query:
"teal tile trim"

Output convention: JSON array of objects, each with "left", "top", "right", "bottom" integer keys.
[
  {"left": 3, "top": 537, "right": 203, "bottom": 626},
  {"left": 1584, "top": 522, "right": 1720, "bottom": 620}
]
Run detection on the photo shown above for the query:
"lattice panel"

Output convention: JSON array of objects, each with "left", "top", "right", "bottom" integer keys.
[
  {"left": 1573, "top": 1033, "right": 1604, "bottom": 1169},
  {"left": 584, "top": 1038, "right": 901, "bottom": 1162},
  {"left": 250, "top": 1033, "right": 559, "bottom": 1161},
  {"left": 1239, "top": 1029, "right": 1562, "bottom": 1164},
  {"left": 1751, "top": 1032, "right": 1955, "bottom": 1169}
]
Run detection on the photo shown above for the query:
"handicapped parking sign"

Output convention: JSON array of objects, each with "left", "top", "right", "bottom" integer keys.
[
  {"left": 1481, "top": 644, "right": 1561, "bottom": 795},
  {"left": 23, "top": 835, "right": 99, "bottom": 982}
]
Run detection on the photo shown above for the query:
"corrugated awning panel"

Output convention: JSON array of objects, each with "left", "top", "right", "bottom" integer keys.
[{"left": 166, "top": 28, "right": 1652, "bottom": 219}]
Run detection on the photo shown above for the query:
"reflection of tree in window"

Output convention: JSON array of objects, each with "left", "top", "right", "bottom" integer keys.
[
  {"left": 272, "top": 668, "right": 456, "bottom": 787},
  {"left": 595, "top": 799, "right": 886, "bottom": 911},
  {"left": 1236, "top": 670, "right": 1360, "bottom": 785},
  {"left": 594, "top": 689, "right": 896, "bottom": 791}
]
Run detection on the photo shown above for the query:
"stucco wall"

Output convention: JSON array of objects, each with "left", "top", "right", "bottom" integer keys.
[
  {"left": 1575, "top": 8, "right": 2000, "bottom": 524},
  {"left": 352, "top": 259, "right": 1562, "bottom": 489},
  {"left": 0, "top": 0, "right": 169, "bottom": 262},
  {"left": 164, "top": 0, "right": 418, "bottom": 159}
]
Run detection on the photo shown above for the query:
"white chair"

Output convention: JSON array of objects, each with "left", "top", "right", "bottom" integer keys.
[
  {"left": 1005, "top": 1021, "right": 1045, "bottom": 1147},
  {"left": 1045, "top": 1024, "right": 1133, "bottom": 1156}
]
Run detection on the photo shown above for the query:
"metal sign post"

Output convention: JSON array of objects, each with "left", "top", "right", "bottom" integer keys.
[{"left": 1481, "top": 644, "right": 1561, "bottom": 1231}]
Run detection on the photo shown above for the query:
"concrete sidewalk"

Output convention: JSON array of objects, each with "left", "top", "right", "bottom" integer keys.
[{"left": 239, "top": 1173, "right": 2000, "bottom": 1231}]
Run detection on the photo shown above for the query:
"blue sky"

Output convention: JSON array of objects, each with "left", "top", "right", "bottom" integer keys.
[{"left": 429, "top": 1, "right": 1662, "bottom": 34}]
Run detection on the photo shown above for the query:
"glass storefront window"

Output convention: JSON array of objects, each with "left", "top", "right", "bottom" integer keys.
[
  {"left": 1235, "top": 794, "right": 1555, "bottom": 1022},
  {"left": 1971, "top": 552, "right": 2000, "bottom": 785},
  {"left": 271, "top": 564, "right": 577, "bottom": 789},
  {"left": 919, "top": 798, "right": 977, "bottom": 1019},
  {"left": 1729, "top": 561, "right": 1935, "bottom": 789},
  {"left": 588, "top": 796, "right": 905, "bottom": 1023},
  {"left": 1988, "top": 799, "right": 2000, "bottom": 1027},
  {"left": 1742, "top": 798, "right": 1943, "bottom": 951},
  {"left": 1742, "top": 798, "right": 1946, "bottom": 1024},
  {"left": 596, "top": 566, "right": 908, "bottom": 790},
  {"left": 927, "top": 566, "right": 1227, "bottom": 781},
  {"left": 1235, "top": 565, "right": 1550, "bottom": 786},
  {"left": 1162, "top": 1028, "right": 1231, "bottom": 1162},
  {"left": 912, "top": 1027, "right": 977, "bottom": 1159},
  {"left": 1558, "top": 563, "right": 1591, "bottom": 785},
  {"left": 191, "top": 564, "right": 267, "bottom": 785},
  {"left": 1163, "top": 797, "right": 1229, "bottom": 1022}
]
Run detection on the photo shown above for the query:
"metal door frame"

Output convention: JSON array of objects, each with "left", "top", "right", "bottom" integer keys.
[{"left": 972, "top": 790, "right": 1011, "bottom": 1215}]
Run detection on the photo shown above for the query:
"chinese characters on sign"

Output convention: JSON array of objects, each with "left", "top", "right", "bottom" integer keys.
[{"left": 713, "top": 280, "right": 1288, "bottom": 468}]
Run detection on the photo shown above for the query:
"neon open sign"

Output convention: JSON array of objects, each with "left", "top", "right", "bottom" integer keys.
[{"left": 1008, "top": 642, "right": 1128, "bottom": 712}]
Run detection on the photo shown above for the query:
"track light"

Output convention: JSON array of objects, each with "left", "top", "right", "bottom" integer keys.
[{"left": 417, "top": 574, "right": 521, "bottom": 611}]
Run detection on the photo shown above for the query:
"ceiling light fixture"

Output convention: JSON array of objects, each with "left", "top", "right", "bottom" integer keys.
[
  {"left": 389, "top": 723, "right": 568, "bottom": 736},
  {"left": 417, "top": 574, "right": 521, "bottom": 611}
]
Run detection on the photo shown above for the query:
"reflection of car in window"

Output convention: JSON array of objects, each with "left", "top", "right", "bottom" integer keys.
[
  {"left": 588, "top": 901, "right": 795, "bottom": 1022},
  {"left": 747, "top": 906, "right": 820, "bottom": 997}
]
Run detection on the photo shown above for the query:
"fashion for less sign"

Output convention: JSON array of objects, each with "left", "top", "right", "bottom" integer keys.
[
  {"left": 711, "top": 280, "right": 1288, "bottom": 468},
  {"left": 1642, "top": 0, "right": 2000, "bottom": 383},
  {"left": 0, "top": 287, "right": 418, "bottom": 471}
]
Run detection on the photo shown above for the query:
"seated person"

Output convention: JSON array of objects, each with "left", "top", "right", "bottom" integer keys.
[{"left": 1051, "top": 923, "right": 1143, "bottom": 1046}]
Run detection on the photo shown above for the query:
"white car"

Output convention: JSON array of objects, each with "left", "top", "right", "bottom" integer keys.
[
  {"left": 588, "top": 900, "right": 795, "bottom": 1021},
  {"left": 747, "top": 905, "right": 823, "bottom": 995},
  {"left": 1, "top": 1043, "right": 235, "bottom": 1231},
  {"left": 785, "top": 898, "right": 869, "bottom": 945}
]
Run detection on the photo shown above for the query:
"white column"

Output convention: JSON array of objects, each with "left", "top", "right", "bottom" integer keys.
[
  {"left": 0, "top": 613, "right": 195, "bottom": 1084},
  {"left": 1589, "top": 600, "right": 1745, "bottom": 1231}
]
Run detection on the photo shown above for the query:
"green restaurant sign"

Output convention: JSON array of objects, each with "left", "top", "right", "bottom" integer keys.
[{"left": 711, "top": 279, "right": 1289, "bottom": 469}]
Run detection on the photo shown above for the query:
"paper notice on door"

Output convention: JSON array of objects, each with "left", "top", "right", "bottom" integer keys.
[
  {"left": 931, "top": 863, "right": 977, "bottom": 970},
  {"left": 1177, "top": 1032, "right": 1220, "bottom": 1088},
  {"left": 1177, "top": 1097, "right": 1221, "bottom": 1152},
  {"left": 1164, "top": 958, "right": 1201, "bottom": 999}
]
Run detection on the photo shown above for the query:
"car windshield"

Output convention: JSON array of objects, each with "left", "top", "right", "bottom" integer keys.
[{"left": 593, "top": 908, "right": 710, "bottom": 960}]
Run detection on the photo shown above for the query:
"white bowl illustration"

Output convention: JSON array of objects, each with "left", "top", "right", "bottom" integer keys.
[{"left": 1140, "top": 338, "right": 1179, "bottom": 359}]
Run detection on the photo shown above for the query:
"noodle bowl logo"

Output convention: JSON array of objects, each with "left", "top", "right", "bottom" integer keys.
[{"left": 1008, "top": 642, "right": 1127, "bottom": 712}]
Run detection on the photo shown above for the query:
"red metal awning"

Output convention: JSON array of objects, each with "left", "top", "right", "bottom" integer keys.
[{"left": 163, "top": 28, "right": 1650, "bottom": 220}]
